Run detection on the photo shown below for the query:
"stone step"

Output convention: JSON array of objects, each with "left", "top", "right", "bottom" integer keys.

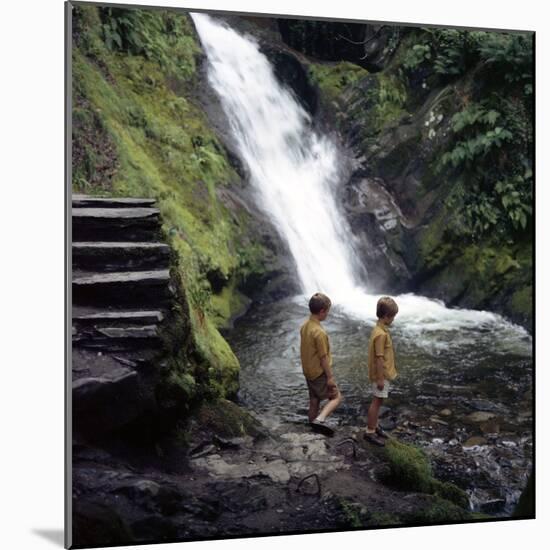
[
  {"left": 72, "top": 269, "right": 172, "bottom": 306},
  {"left": 72, "top": 207, "right": 162, "bottom": 242},
  {"left": 72, "top": 241, "right": 171, "bottom": 271},
  {"left": 73, "top": 365, "right": 144, "bottom": 434},
  {"left": 72, "top": 324, "right": 161, "bottom": 351},
  {"left": 73, "top": 309, "right": 165, "bottom": 327},
  {"left": 73, "top": 194, "right": 157, "bottom": 208}
]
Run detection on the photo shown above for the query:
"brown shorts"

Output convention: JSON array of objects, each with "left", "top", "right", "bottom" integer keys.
[{"left": 307, "top": 373, "right": 333, "bottom": 401}]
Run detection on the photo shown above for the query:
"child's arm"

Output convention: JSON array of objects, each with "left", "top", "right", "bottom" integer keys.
[
  {"left": 320, "top": 354, "right": 338, "bottom": 398},
  {"left": 315, "top": 331, "right": 338, "bottom": 398},
  {"left": 373, "top": 335, "right": 386, "bottom": 390}
]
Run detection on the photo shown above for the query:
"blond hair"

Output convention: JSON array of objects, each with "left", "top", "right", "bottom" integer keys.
[
  {"left": 376, "top": 296, "right": 398, "bottom": 319},
  {"left": 308, "top": 292, "right": 332, "bottom": 314}
]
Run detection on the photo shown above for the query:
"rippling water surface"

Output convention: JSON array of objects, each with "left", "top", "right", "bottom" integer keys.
[{"left": 226, "top": 296, "right": 533, "bottom": 515}]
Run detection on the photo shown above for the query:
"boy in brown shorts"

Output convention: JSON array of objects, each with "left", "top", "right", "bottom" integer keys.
[
  {"left": 364, "top": 296, "right": 399, "bottom": 446},
  {"left": 300, "top": 293, "right": 342, "bottom": 436}
]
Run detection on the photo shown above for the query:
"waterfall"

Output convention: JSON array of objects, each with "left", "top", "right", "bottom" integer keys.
[
  {"left": 191, "top": 13, "right": 530, "bottom": 340},
  {"left": 192, "top": 13, "right": 362, "bottom": 299}
]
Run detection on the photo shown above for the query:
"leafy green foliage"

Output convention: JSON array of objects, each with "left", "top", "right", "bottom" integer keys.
[
  {"left": 440, "top": 98, "right": 532, "bottom": 237},
  {"left": 441, "top": 104, "right": 513, "bottom": 168},
  {"left": 97, "top": 6, "right": 199, "bottom": 80},
  {"left": 368, "top": 74, "right": 408, "bottom": 131},
  {"left": 402, "top": 43, "right": 431, "bottom": 70},
  {"left": 477, "top": 32, "right": 533, "bottom": 95},
  {"left": 401, "top": 28, "right": 532, "bottom": 90}
]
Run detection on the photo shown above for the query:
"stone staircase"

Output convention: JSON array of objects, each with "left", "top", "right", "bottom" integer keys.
[{"left": 71, "top": 194, "right": 174, "bottom": 435}]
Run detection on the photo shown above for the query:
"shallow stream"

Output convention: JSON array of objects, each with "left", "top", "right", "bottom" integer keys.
[{"left": 226, "top": 295, "right": 533, "bottom": 516}]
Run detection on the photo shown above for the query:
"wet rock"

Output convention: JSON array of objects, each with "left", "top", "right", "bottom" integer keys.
[
  {"left": 190, "top": 444, "right": 217, "bottom": 459},
  {"left": 129, "top": 515, "right": 178, "bottom": 542},
  {"left": 73, "top": 499, "right": 134, "bottom": 547},
  {"left": 72, "top": 206, "right": 161, "bottom": 242},
  {"left": 480, "top": 420, "right": 501, "bottom": 435},
  {"left": 114, "top": 479, "right": 161, "bottom": 500},
  {"left": 430, "top": 416, "right": 449, "bottom": 426},
  {"left": 72, "top": 367, "right": 145, "bottom": 435},
  {"left": 379, "top": 417, "right": 397, "bottom": 431},
  {"left": 73, "top": 270, "right": 171, "bottom": 307},
  {"left": 466, "top": 411, "right": 497, "bottom": 423},
  {"left": 463, "top": 436, "right": 488, "bottom": 448},
  {"left": 439, "top": 409, "right": 452, "bottom": 417},
  {"left": 480, "top": 498, "right": 506, "bottom": 514},
  {"left": 193, "top": 399, "right": 267, "bottom": 440},
  {"left": 469, "top": 399, "right": 505, "bottom": 413},
  {"left": 73, "top": 195, "right": 157, "bottom": 208},
  {"left": 73, "top": 241, "right": 170, "bottom": 272},
  {"left": 213, "top": 435, "right": 247, "bottom": 449}
]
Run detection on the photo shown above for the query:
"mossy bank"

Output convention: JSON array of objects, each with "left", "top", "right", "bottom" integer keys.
[{"left": 72, "top": 5, "right": 274, "bottom": 405}]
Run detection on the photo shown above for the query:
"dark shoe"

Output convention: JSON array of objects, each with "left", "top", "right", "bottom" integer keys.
[
  {"left": 363, "top": 431, "right": 385, "bottom": 447},
  {"left": 376, "top": 426, "right": 390, "bottom": 439},
  {"left": 310, "top": 419, "right": 335, "bottom": 437}
]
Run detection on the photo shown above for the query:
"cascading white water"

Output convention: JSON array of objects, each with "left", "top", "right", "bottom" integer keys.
[
  {"left": 192, "top": 13, "right": 360, "bottom": 298},
  {"left": 191, "top": 13, "right": 530, "bottom": 340}
]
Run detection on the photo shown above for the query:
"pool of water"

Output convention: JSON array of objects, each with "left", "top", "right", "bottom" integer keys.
[{"left": 225, "top": 296, "right": 533, "bottom": 515}]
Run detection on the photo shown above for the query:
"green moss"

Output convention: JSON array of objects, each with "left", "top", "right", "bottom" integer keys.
[
  {"left": 403, "top": 495, "right": 472, "bottom": 524},
  {"left": 383, "top": 440, "right": 470, "bottom": 512},
  {"left": 369, "top": 512, "right": 401, "bottom": 527},
  {"left": 384, "top": 439, "right": 434, "bottom": 493},
  {"left": 192, "top": 316, "right": 240, "bottom": 397},
  {"left": 308, "top": 61, "right": 369, "bottom": 101},
  {"left": 195, "top": 398, "right": 265, "bottom": 438},
  {"left": 432, "top": 480, "right": 470, "bottom": 509},
  {"left": 510, "top": 285, "right": 532, "bottom": 318},
  {"left": 210, "top": 281, "right": 249, "bottom": 329},
  {"left": 336, "top": 498, "right": 367, "bottom": 528}
]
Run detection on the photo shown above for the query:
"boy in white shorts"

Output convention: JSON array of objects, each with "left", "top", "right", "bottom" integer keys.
[{"left": 364, "top": 297, "right": 399, "bottom": 447}]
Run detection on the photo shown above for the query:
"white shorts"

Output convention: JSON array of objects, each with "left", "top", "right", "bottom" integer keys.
[{"left": 371, "top": 380, "right": 390, "bottom": 399}]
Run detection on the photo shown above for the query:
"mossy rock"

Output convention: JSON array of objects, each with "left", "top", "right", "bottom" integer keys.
[
  {"left": 334, "top": 498, "right": 369, "bottom": 529},
  {"left": 308, "top": 61, "right": 369, "bottom": 102},
  {"left": 383, "top": 440, "right": 469, "bottom": 511},
  {"left": 383, "top": 439, "right": 434, "bottom": 493},
  {"left": 402, "top": 494, "right": 472, "bottom": 524},
  {"left": 195, "top": 399, "right": 266, "bottom": 439},
  {"left": 433, "top": 480, "right": 470, "bottom": 509},
  {"left": 508, "top": 285, "right": 532, "bottom": 328},
  {"left": 369, "top": 512, "right": 401, "bottom": 527}
]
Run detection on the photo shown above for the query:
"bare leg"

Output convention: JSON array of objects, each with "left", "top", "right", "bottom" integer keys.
[
  {"left": 367, "top": 396, "right": 384, "bottom": 431},
  {"left": 308, "top": 397, "right": 320, "bottom": 423},
  {"left": 316, "top": 390, "right": 343, "bottom": 421}
]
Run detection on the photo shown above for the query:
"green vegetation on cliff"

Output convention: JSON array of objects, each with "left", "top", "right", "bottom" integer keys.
[
  {"left": 72, "top": 5, "right": 267, "bottom": 403},
  {"left": 308, "top": 61, "right": 369, "bottom": 102},
  {"left": 299, "top": 24, "right": 533, "bottom": 327}
]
